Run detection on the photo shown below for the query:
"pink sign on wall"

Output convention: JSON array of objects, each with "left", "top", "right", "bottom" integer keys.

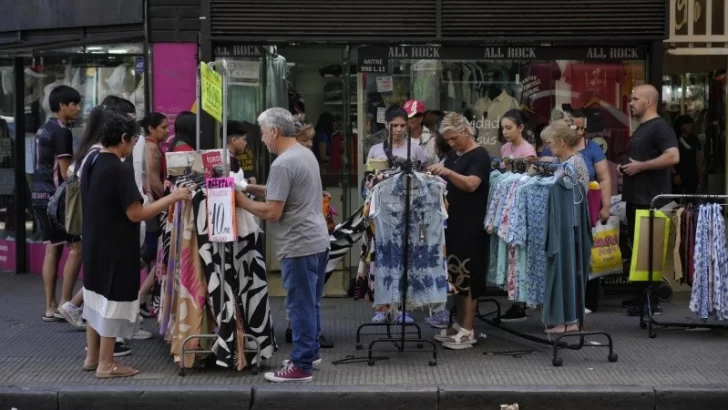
[
  {"left": 0, "top": 239, "right": 15, "bottom": 272},
  {"left": 152, "top": 43, "right": 198, "bottom": 136}
]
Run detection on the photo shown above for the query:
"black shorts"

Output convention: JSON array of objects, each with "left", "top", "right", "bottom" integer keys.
[
  {"left": 140, "top": 230, "right": 159, "bottom": 265},
  {"left": 33, "top": 206, "right": 81, "bottom": 245}
]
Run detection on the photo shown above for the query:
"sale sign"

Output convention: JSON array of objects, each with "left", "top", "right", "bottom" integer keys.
[{"left": 205, "top": 177, "right": 237, "bottom": 242}]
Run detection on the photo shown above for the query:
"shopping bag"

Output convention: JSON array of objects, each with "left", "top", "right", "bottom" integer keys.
[
  {"left": 629, "top": 209, "right": 671, "bottom": 282},
  {"left": 590, "top": 216, "right": 622, "bottom": 278},
  {"left": 64, "top": 179, "right": 82, "bottom": 235}
]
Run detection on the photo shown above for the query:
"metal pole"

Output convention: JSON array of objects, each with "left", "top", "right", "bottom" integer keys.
[
  {"left": 209, "top": 58, "right": 230, "bottom": 319},
  {"left": 13, "top": 57, "right": 26, "bottom": 274},
  {"left": 196, "top": 63, "right": 201, "bottom": 151}
]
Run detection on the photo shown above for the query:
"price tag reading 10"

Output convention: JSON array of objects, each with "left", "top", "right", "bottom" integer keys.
[{"left": 205, "top": 177, "right": 237, "bottom": 243}]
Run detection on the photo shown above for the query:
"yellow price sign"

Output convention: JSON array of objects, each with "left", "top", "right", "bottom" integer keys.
[{"left": 200, "top": 63, "right": 223, "bottom": 122}]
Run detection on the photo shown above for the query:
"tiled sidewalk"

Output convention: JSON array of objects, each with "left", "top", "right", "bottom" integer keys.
[{"left": 1, "top": 272, "right": 727, "bottom": 389}]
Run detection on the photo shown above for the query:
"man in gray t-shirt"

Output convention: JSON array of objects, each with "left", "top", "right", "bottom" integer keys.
[
  {"left": 234, "top": 107, "right": 329, "bottom": 383},
  {"left": 265, "top": 142, "right": 329, "bottom": 259}
]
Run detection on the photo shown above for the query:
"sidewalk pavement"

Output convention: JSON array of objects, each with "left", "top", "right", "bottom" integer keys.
[{"left": 1, "top": 272, "right": 728, "bottom": 410}]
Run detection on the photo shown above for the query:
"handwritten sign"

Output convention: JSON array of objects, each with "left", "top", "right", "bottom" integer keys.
[
  {"left": 206, "top": 177, "right": 236, "bottom": 243},
  {"left": 376, "top": 76, "right": 393, "bottom": 93},
  {"left": 200, "top": 62, "right": 223, "bottom": 122},
  {"left": 376, "top": 107, "right": 386, "bottom": 124},
  {"left": 228, "top": 60, "right": 261, "bottom": 86}
]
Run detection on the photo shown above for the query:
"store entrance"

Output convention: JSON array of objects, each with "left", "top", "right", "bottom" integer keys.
[
  {"left": 662, "top": 54, "right": 727, "bottom": 195},
  {"left": 218, "top": 45, "right": 358, "bottom": 296},
  {"left": 275, "top": 45, "right": 357, "bottom": 296}
]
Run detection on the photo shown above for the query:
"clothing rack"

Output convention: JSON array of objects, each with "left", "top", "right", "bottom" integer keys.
[
  {"left": 179, "top": 59, "right": 262, "bottom": 376},
  {"left": 639, "top": 193, "right": 728, "bottom": 338},
  {"left": 334, "top": 126, "right": 438, "bottom": 367},
  {"left": 473, "top": 159, "right": 618, "bottom": 366}
]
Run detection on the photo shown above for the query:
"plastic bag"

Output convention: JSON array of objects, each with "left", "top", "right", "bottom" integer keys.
[{"left": 590, "top": 216, "right": 623, "bottom": 278}]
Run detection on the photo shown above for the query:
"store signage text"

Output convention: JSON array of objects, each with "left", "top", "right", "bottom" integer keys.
[
  {"left": 358, "top": 45, "right": 645, "bottom": 71},
  {"left": 483, "top": 47, "right": 537, "bottom": 59},
  {"left": 214, "top": 45, "right": 263, "bottom": 57},
  {"left": 360, "top": 58, "right": 388, "bottom": 73},
  {"left": 388, "top": 46, "right": 441, "bottom": 58},
  {"left": 586, "top": 47, "right": 641, "bottom": 59},
  {"left": 674, "top": 0, "right": 702, "bottom": 31}
]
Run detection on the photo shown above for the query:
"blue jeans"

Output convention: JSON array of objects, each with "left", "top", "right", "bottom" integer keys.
[{"left": 281, "top": 250, "right": 328, "bottom": 373}]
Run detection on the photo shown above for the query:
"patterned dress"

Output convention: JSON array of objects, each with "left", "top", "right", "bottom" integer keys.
[{"left": 370, "top": 172, "right": 449, "bottom": 309}]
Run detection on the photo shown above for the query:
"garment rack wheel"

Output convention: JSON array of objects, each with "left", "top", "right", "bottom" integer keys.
[
  {"left": 428, "top": 359, "right": 437, "bottom": 366},
  {"left": 656, "top": 278, "right": 673, "bottom": 302},
  {"left": 552, "top": 358, "right": 563, "bottom": 367},
  {"left": 608, "top": 353, "right": 619, "bottom": 362}
]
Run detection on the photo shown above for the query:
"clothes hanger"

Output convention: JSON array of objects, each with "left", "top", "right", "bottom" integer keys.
[
  {"left": 583, "top": 96, "right": 602, "bottom": 109},
  {"left": 519, "top": 103, "right": 535, "bottom": 114}
]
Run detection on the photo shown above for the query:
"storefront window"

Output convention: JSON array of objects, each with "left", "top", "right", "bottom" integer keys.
[
  {"left": 661, "top": 71, "right": 726, "bottom": 194},
  {"left": 357, "top": 46, "right": 647, "bottom": 197},
  {"left": 0, "top": 59, "right": 15, "bottom": 243},
  {"left": 21, "top": 45, "right": 146, "bottom": 243}
]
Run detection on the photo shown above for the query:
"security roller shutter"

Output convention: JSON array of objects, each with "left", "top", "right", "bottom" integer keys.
[
  {"left": 210, "top": 0, "right": 437, "bottom": 41},
  {"left": 441, "top": 0, "right": 668, "bottom": 41}
]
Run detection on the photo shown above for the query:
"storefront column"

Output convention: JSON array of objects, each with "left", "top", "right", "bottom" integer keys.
[
  {"left": 724, "top": 57, "right": 728, "bottom": 197},
  {"left": 650, "top": 40, "right": 665, "bottom": 103},
  {"left": 199, "top": 0, "right": 215, "bottom": 150},
  {"left": 13, "top": 57, "right": 26, "bottom": 274}
]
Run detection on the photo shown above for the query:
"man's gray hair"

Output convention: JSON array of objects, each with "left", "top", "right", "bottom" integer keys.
[{"left": 257, "top": 107, "right": 296, "bottom": 137}]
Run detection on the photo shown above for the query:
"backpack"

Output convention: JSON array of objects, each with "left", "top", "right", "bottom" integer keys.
[{"left": 47, "top": 149, "right": 100, "bottom": 234}]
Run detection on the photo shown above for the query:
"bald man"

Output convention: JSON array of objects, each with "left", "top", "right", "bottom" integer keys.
[{"left": 619, "top": 84, "right": 679, "bottom": 315}]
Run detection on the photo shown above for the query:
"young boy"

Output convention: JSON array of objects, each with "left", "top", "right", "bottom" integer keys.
[{"left": 33, "top": 85, "right": 82, "bottom": 322}]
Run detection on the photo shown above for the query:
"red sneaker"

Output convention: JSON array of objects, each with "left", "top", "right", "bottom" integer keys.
[{"left": 264, "top": 362, "right": 313, "bottom": 383}]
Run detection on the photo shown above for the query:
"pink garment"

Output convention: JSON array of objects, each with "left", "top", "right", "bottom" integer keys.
[
  {"left": 588, "top": 187, "right": 601, "bottom": 227},
  {"left": 501, "top": 141, "right": 537, "bottom": 158}
]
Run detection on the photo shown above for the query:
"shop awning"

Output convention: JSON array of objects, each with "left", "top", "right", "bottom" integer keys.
[{"left": 0, "top": 25, "right": 144, "bottom": 55}]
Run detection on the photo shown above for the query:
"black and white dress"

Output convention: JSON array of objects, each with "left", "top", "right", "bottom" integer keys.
[{"left": 81, "top": 152, "right": 143, "bottom": 338}]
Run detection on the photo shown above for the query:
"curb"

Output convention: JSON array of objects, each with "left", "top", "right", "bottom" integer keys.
[
  {"left": 439, "top": 385, "right": 655, "bottom": 410},
  {"left": 2, "top": 384, "right": 728, "bottom": 410},
  {"left": 654, "top": 386, "right": 728, "bottom": 410},
  {"left": 57, "top": 385, "right": 252, "bottom": 410},
  {"left": 252, "top": 385, "right": 439, "bottom": 410},
  {"left": 0, "top": 387, "right": 57, "bottom": 410}
]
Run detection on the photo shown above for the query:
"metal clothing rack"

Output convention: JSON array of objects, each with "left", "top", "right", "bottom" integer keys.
[
  {"left": 471, "top": 159, "right": 618, "bottom": 366},
  {"left": 179, "top": 59, "right": 262, "bottom": 376},
  {"left": 334, "top": 126, "right": 437, "bottom": 367},
  {"left": 639, "top": 193, "right": 728, "bottom": 338}
]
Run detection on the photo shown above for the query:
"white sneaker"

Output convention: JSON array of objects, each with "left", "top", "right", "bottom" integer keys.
[
  {"left": 585, "top": 308, "right": 592, "bottom": 315},
  {"left": 132, "top": 329, "right": 153, "bottom": 340},
  {"left": 371, "top": 312, "right": 387, "bottom": 323},
  {"left": 58, "top": 302, "right": 86, "bottom": 331},
  {"left": 282, "top": 358, "right": 321, "bottom": 370},
  {"left": 116, "top": 337, "right": 126, "bottom": 344}
]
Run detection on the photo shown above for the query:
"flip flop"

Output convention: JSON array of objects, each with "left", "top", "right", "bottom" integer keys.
[
  {"left": 95, "top": 365, "right": 139, "bottom": 379},
  {"left": 42, "top": 315, "right": 60, "bottom": 322},
  {"left": 82, "top": 364, "right": 97, "bottom": 372}
]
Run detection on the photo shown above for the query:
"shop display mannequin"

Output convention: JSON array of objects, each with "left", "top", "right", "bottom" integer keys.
[
  {"left": 266, "top": 46, "right": 289, "bottom": 108},
  {"left": 477, "top": 84, "right": 519, "bottom": 158}
]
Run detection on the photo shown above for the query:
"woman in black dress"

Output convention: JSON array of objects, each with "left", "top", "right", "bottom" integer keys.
[
  {"left": 81, "top": 110, "right": 191, "bottom": 378},
  {"left": 428, "top": 112, "right": 490, "bottom": 350}
]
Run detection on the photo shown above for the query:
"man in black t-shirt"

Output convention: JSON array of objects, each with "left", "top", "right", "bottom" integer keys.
[
  {"left": 619, "top": 84, "right": 679, "bottom": 313},
  {"left": 33, "top": 85, "right": 82, "bottom": 322}
]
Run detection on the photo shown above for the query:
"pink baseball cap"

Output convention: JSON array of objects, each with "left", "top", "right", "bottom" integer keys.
[{"left": 402, "top": 100, "right": 425, "bottom": 118}]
